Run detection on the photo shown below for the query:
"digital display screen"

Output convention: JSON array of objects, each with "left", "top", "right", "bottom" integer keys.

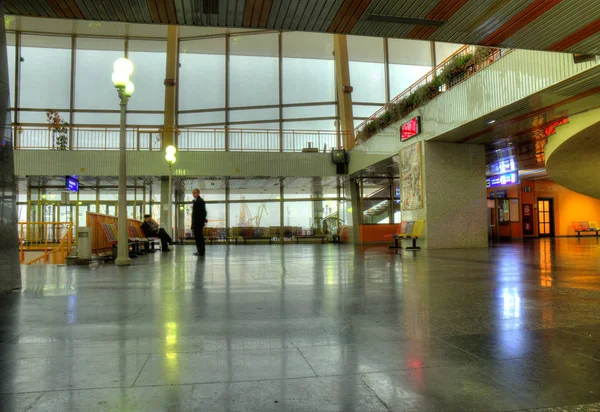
[
  {"left": 401, "top": 117, "right": 420, "bottom": 141},
  {"left": 65, "top": 176, "right": 79, "bottom": 192},
  {"left": 486, "top": 172, "right": 519, "bottom": 188},
  {"left": 488, "top": 158, "right": 516, "bottom": 175}
]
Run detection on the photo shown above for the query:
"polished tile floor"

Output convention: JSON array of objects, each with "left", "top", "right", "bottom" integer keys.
[{"left": 1, "top": 238, "right": 600, "bottom": 411}]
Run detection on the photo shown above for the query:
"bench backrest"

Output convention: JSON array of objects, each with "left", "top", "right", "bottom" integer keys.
[
  {"left": 412, "top": 220, "right": 425, "bottom": 237},
  {"left": 128, "top": 225, "right": 138, "bottom": 238},
  {"left": 404, "top": 221, "right": 415, "bottom": 236},
  {"left": 572, "top": 221, "right": 583, "bottom": 231},
  {"left": 581, "top": 221, "right": 590, "bottom": 230},
  {"left": 100, "top": 223, "right": 117, "bottom": 243},
  {"left": 589, "top": 221, "right": 599, "bottom": 229}
]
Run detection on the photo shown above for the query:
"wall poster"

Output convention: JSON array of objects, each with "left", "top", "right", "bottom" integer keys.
[{"left": 400, "top": 141, "right": 423, "bottom": 210}]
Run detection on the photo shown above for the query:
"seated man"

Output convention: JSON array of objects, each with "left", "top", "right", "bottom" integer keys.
[{"left": 141, "top": 214, "right": 173, "bottom": 252}]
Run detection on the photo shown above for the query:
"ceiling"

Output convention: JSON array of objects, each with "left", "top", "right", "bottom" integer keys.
[{"left": 5, "top": 0, "right": 600, "bottom": 55}]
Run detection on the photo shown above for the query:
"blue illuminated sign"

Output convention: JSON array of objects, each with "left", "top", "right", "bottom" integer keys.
[
  {"left": 486, "top": 172, "right": 519, "bottom": 188},
  {"left": 65, "top": 176, "right": 79, "bottom": 192},
  {"left": 488, "top": 158, "right": 516, "bottom": 175}
]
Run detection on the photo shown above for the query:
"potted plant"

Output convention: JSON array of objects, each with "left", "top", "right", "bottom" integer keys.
[{"left": 46, "top": 110, "right": 69, "bottom": 150}]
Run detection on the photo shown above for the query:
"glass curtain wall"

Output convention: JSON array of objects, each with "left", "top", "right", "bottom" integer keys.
[
  {"left": 359, "top": 177, "right": 398, "bottom": 225},
  {"left": 8, "top": 26, "right": 461, "bottom": 147}
]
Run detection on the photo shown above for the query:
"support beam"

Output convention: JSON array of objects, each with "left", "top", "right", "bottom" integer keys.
[
  {"left": 163, "top": 25, "right": 178, "bottom": 148},
  {"left": 333, "top": 34, "right": 354, "bottom": 150}
]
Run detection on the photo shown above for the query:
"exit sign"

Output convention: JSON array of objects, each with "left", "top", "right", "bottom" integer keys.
[{"left": 401, "top": 117, "right": 420, "bottom": 141}]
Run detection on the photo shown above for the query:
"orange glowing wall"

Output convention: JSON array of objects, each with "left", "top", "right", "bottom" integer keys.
[{"left": 533, "top": 180, "right": 600, "bottom": 236}]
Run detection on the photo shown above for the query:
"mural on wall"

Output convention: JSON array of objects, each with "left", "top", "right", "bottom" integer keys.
[{"left": 400, "top": 141, "right": 423, "bottom": 210}]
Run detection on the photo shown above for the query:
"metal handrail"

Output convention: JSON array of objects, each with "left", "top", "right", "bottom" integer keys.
[
  {"left": 18, "top": 222, "right": 73, "bottom": 265},
  {"left": 14, "top": 125, "right": 351, "bottom": 153},
  {"left": 354, "top": 45, "right": 511, "bottom": 135}
]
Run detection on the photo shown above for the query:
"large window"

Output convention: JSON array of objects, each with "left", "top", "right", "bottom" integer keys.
[
  {"left": 348, "top": 35, "right": 385, "bottom": 104},
  {"left": 127, "top": 40, "right": 166, "bottom": 111},
  {"left": 179, "top": 37, "right": 226, "bottom": 112},
  {"left": 388, "top": 38, "right": 432, "bottom": 99},
  {"left": 6, "top": 33, "right": 16, "bottom": 108},
  {"left": 74, "top": 37, "right": 125, "bottom": 111},
  {"left": 229, "top": 33, "right": 279, "bottom": 107},
  {"left": 20, "top": 35, "right": 71, "bottom": 111},
  {"left": 282, "top": 32, "right": 335, "bottom": 105}
]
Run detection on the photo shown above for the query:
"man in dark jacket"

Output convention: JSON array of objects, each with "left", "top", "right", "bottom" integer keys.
[
  {"left": 192, "top": 188, "right": 207, "bottom": 256},
  {"left": 141, "top": 214, "right": 173, "bottom": 252}
]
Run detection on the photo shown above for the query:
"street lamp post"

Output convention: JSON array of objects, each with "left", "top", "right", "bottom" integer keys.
[
  {"left": 112, "top": 58, "right": 135, "bottom": 266},
  {"left": 165, "top": 145, "right": 177, "bottom": 239}
]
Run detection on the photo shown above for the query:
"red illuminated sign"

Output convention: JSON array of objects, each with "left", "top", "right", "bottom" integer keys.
[{"left": 401, "top": 117, "right": 420, "bottom": 141}]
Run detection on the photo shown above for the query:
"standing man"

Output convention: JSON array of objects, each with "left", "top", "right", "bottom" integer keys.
[{"left": 191, "top": 188, "right": 207, "bottom": 256}]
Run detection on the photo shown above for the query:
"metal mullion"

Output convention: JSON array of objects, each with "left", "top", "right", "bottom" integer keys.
[
  {"left": 282, "top": 101, "right": 337, "bottom": 108},
  {"left": 383, "top": 37, "right": 390, "bottom": 103},
  {"left": 178, "top": 107, "right": 227, "bottom": 114},
  {"left": 225, "top": 33, "right": 230, "bottom": 152},
  {"left": 14, "top": 32, "right": 20, "bottom": 125},
  {"left": 278, "top": 31, "right": 283, "bottom": 153},
  {"left": 228, "top": 103, "right": 280, "bottom": 111},
  {"left": 69, "top": 35, "right": 76, "bottom": 149},
  {"left": 175, "top": 36, "right": 181, "bottom": 143}
]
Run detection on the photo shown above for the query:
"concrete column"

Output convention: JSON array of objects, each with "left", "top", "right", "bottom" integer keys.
[
  {"left": 0, "top": 0, "right": 21, "bottom": 292},
  {"left": 348, "top": 178, "right": 361, "bottom": 243},
  {"left": 333, "top": 35, "right": 354, "bottom": 150},
  {"left": 400, "top": 141, "right": 487, "bottom": 249},
  {"left": 162, "top": 26, "right": 178, "bottom": 148},
  {"left": 160, "top": 177, "right": 170, "bottom": 230},
  {"left": 311, "top": 178, "right": 323, "bottom": 231}
]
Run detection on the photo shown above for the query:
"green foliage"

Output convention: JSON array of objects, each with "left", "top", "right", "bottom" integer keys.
[
  {"left": 470, "top": 47, "right": 493, "bottom": 67},
  {"left": 46, "top": 110, "right": 70, "bottom": 151},
  {"left": 359, "top": 47, "right": 494, "bottom": 141}
]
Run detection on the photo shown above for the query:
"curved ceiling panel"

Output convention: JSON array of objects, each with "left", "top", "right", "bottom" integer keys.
[{"left": 545, "top": 108, "right": 600, "bottom": 199}]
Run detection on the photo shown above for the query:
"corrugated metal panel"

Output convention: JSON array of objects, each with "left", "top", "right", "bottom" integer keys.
[
  {"left": 14, "top": 151, "right": 338, "bottom": 177},
  {"left": 431, "top": 0, "right": 533, "bottom": 44},
  {"left": 568, "top": 31, "right": 600, "bottom": 55},
  {"left": 348, "top": 49, "right": 600, "bottom": 173},
  {"left": 500, "top": 0, "right": 600, "bottom": 50},
  {"left": 354, "top": 0, "right": 434, "bottom": 38}
]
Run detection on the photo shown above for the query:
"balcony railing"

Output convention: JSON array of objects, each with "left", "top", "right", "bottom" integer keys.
[
  {"left": 354, "top": 45, "right": 511, "bottom": 138},
  {"left": 14, "top": 126, "right": 348, "bottom": 153}
]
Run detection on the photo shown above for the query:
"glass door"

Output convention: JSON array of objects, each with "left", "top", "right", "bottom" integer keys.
[{"left": 537, "top": 198, "right": 554, "bottom": 237}]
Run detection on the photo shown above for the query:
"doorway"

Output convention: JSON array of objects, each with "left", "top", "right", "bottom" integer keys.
[{"left": 537, "top": 198, "right": 555, "bottom": 237}]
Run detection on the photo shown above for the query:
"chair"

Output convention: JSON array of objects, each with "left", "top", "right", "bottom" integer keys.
[{"left": 589, "top": 221, "right": 599, "bottom": 230}]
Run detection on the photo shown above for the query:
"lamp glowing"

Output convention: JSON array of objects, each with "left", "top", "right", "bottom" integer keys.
[
  {"left": 111, "top": 71, "right": 128, "bottom": 87},
  {"left": 165, "top": 153, "right": 176, "bottom": 163},
  {"left": 125, "top": 81, "right": 135, "bottom": 96},
  {"left": 113, "top": 58, "right": 134, "bottom": 76},
  {"left": 165, "top": 145, "right": 177, "bottom": 155}
]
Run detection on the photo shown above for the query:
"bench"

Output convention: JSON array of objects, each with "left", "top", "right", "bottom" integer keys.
[
  {"left": 242, "top": 227, "right": 273, "bottom": 244},
  {"left": 386, "top": 220, "right": 424, "bottom": 251},
  {"left": 572, "top": 221, "right": 600, "bottom": 237},
  {"left": 296, "top": 235, "right": 326, "bottom": 244},
  {"left": 128, "top": 225, "right": 159, "bottom": 253},
  {"left": 99, "top": 223, "right": 137, "bottom": 259}
]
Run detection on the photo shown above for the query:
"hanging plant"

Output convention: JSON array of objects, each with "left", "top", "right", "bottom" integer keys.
[
  {"left": 46, "top": 110, "right": 69, "bottom": 150},
  {"left": 358, "top": 47, "right": 497, "bottom": 143}
]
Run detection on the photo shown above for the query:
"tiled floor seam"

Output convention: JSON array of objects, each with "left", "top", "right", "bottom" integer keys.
[
  {"left": 131, "top": 353, "right": 151, "bottom": 387},
  {"left": 21, "top": 392, "right": 44, "bottom": 412},
  {"left": 295, "top": 347, "right": 319, "bottom": 377},
  {"left": 359, "top": 375, "right": 393, "bottom": 412}
]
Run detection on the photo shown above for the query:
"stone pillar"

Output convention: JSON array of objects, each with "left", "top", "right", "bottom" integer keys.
[
  {"left": 159, "top": 177, "right": 170, "bottom": 230},
  {"left": 311, "top": 178, "right": 323, "bottom": 231},
  {"left": 162, "top": 25, "right": 178, "bottom": 149},
  {"left": 333, "top": 35, "right": 354, "bottom": 150},
  {"left": 0, "top": 0, "right": 21, "bottom": 292},
  {"left": 400, "top": 141, "right": 487, "bottom": 249}
]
